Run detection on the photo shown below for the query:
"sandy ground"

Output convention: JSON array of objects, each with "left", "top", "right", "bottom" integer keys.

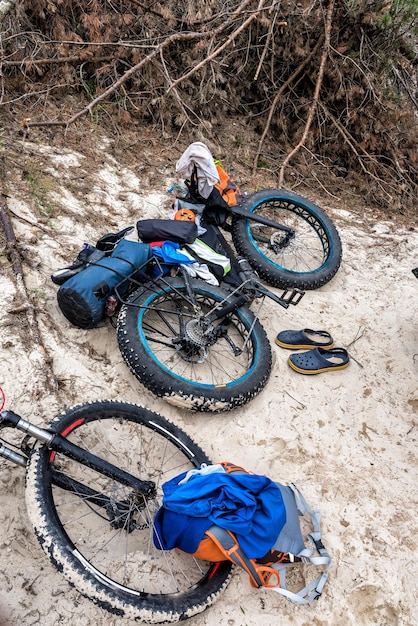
[{"left": 0, "top": 137, "right": 417, "bottom": 626}]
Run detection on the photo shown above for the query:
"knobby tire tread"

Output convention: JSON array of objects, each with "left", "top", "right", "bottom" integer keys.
[
  {"left": 24, "top": 400, "right": 233, "bottom": 623},
  {"left": 231, "top": 189, "right": 342, "bottom": 290},
  {"left": 117, "top": 278, "right": 272, "bottom": 412}
]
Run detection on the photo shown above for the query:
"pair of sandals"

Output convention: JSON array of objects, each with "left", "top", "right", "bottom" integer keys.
[{"left": 275, "top": 329, "right": 350, "bottom": 375}]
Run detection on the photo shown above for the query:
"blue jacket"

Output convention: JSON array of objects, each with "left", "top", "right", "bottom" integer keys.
[{"left": 153, "top": 469, "right": 286, "bottom": 559}]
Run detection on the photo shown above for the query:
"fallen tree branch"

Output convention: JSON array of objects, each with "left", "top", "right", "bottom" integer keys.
[
  {"left": 167, "top": 1, "right": 276, "bottom": 94},
  {"left": 278, "top": 0, "right": 335, "bottom": 186},
  {"left": 0, "top": 197, "right": 22, "bottom": 276},
  {"left": 253, "top": 2, "right": 287, "bottom": 81},
  {"left": 2, "top": 55, "right": 117, "bottom": 67},
  {"left": 6, "top": 203, "right": 53, "bottom": 233},
  {"left": 27, "top": 0, "right": 257, "bottom": 129},
  {"left": 252, "top": 35, "right": 323, "bottom": 176},
  {"left": 0, "top": 196, "right": 58, "bottom": 393}
]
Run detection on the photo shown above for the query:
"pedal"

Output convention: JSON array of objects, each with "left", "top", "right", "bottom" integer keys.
[
  {"left": 250, "top": 282, "right": 304, "bottom": 309},
  {"left": 279, "top": 288, "right": 305, "bottom": 306}
]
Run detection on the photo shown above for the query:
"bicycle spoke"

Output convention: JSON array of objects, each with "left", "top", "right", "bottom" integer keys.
[
  {"left": 249, "top": 203, "right": 327, "bottom": 273},
  {"left": 47, "top": 417, "right": 207, "bottom": 594},
  {"left": 140, "top": 291, "right": 254, "bottom": 387}
]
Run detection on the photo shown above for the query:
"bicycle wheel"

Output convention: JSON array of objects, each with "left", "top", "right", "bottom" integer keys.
[
  {"left": 25, "top": 401, "right": 233, "bottom": 623},
  {"left": 117, "top": 277, "right": 272, "bottom": 412},
  {"left": 231, "top": 189, "right": 342, "bottom": 290}
]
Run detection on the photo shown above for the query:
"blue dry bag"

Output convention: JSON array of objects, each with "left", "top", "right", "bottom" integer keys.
[{"left": 57, "top": 239, "right": 151, "bottom": 329}]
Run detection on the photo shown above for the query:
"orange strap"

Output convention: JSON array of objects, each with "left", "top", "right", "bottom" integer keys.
[{"left": 205, "top": 527, "right": 281, "bottom": 589}]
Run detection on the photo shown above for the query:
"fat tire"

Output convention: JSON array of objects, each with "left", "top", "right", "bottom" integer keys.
[
  {"left": 117, "top": 278, "right": 272, "bottom": 412},
  {"left": 24, "top": 401, "right": 233, "bottom": 623},
  {"left": 231, "top": 189, "right": 342, "bottom": 290}
]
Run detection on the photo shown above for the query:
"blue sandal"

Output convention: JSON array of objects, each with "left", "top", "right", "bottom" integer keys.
[
  {"left": 288, "top": 347, "right": 349, "bottom": 374},
  {"left": 275, "top": 328, "right": 334, "bottom": 350}
]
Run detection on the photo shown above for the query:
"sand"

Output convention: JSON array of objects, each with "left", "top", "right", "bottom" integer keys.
[{"left": 0, "top": 137, "right": 417, "bottom": 626}]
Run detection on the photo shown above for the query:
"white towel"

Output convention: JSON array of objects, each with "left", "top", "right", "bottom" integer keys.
[{"left": 176, "top": 142, "right": 220, "bottom": 199}]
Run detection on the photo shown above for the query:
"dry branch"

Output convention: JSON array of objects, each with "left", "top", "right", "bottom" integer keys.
[
  {"left": 2, "top": 55, "right": 116, "bottom": 67},
  {"left": 26, "top": 0, "right": 258, "bottom": 130},
  {"left": 0, "top": 198, "right": 22, "bottom": 276},
  {"left": 166, "top": 0, "right": 273, "bottom": 94},
  {"left": 278, "top": 0, "right": 335, "bottom": 186},
  {"left": 252, "top": 35, "right": 323, "bottom": 176},
  {"left": 0, "top": 196, "right": 58, "bottom": 393},
  {"left": 319, "top": 101, "right": 397, "bottom": 201}
]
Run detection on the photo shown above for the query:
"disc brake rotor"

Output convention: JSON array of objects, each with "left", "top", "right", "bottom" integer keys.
[{"left": 269, "top": 230, "right": 295, "bottom": 253}]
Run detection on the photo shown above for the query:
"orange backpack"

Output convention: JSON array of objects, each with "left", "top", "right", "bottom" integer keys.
[{"left": 188, "top": 461, "right": 332, "bottom": 603}]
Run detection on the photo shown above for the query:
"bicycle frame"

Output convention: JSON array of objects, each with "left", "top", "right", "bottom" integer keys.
[
  {"left": 114, "top": 247, "right": 304, "bottom": 315},
  {"left": 228, "top": 203, "right": 294, "bottom": 235}
]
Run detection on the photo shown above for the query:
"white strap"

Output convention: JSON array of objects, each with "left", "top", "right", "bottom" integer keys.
[
  {"left": 262, "top": 483, "right": 332, "bottom": 604},
  {"left": 264, "top": 571, "right": 330, "bottom": 604}
]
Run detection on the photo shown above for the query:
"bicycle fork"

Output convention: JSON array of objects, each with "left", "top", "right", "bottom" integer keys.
[{"left": 0, "top": 410, "right": 155, "bottom": 496}]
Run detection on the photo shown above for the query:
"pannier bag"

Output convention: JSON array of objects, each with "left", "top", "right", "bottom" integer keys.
[
  {"left": 136, "top": 219, "right": 197, "bottom": 245},
  {"left": 153, "top": 462, "right": 331, "bottom": 605},
  {"left": 57, "top": 239, "right": 151, "bottom": 329}
]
